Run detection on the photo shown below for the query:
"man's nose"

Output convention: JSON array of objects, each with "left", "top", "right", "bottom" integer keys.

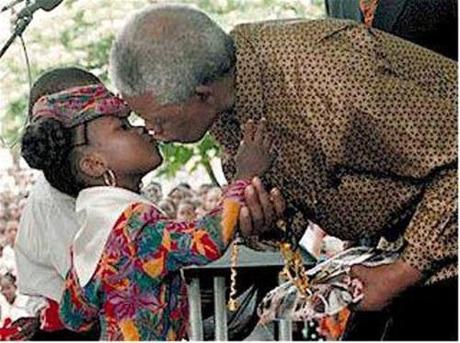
[{"left": 146, "top": 124, "right": 168, "bottom": 141}]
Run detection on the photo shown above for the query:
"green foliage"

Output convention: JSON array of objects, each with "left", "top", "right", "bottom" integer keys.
[
  {"left": 0, "top": 0, "right": 324, "bottom": 176},
  {"left": 157, "top": 133, "right": 221, "bottom": 185}
]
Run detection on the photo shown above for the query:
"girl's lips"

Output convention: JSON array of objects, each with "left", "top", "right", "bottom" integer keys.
[{"left": 142, "top": 133, "right": 157, "bottom": 146}]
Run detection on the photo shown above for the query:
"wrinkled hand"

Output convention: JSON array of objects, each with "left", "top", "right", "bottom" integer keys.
[
  {"left": 239, "top": 177, "right": 286, "bottom": 237},
  {"left": 351, "top": 259, "right": 422, "bottom": 311}
]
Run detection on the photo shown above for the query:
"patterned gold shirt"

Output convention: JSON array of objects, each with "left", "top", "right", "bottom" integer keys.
[{"left": 210, "top": 19, "right": 457, "bottom": 284}]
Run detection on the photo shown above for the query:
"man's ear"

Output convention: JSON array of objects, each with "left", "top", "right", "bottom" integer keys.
[
  {"left": 79, "top": 152, "right": 108, "bottom": 179},
  {"left": 195, "top": 85, "right": 214, "bottom": 104}
]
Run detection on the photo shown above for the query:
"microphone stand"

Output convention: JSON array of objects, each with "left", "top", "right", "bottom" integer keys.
[{"left": 0, "top": 14, "right": 33, "bottom": 59}]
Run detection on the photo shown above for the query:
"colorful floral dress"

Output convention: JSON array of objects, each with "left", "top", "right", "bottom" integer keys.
[{"left": 59, "top": 180, "right": 248, "bottom": 340}]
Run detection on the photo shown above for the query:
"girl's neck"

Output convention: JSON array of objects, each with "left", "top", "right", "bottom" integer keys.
[
  {"left": 116, "top": 175, "right": 143, "bottom": 194},
  {"left": 83, "top": 174, "right": 143, "bottom": 194}
]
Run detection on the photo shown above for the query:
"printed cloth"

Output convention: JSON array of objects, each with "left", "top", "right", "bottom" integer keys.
[
  {"left": 31, "top": 84, "right": 130, "bottom": 128},
  {"left": 258, "top": 247, "right": 399, "bottom": 339}
]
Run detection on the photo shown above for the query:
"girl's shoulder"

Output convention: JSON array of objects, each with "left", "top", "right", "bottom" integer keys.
[{"left": 112, "top": 201, "right": 168, "bottom": 234}]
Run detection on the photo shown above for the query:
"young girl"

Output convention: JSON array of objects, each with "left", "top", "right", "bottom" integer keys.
[{"left": 21, "top": 83, "right": 272, "bottom": 340}]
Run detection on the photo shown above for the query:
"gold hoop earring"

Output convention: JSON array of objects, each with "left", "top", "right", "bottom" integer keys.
[{"left": 103, "top": 169, "right": 117, "bottom": 187}]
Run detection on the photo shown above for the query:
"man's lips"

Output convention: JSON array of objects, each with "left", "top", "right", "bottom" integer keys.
[
  {"left": 142, "top": 132, "right": 157, "bottom": 145},
  {"left": 148, "top": 129, "right": 171, "bottom": 143}
]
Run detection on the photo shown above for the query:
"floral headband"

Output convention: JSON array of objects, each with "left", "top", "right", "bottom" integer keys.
[{"left": 31, "top": 84, "right": 131, "bottom": 128}]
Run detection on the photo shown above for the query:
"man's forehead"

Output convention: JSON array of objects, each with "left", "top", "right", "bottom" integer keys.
[
  {"left": 123, "top": 92, "right": 172, "bottom": 114},
  {"left": 123, "top": 92, "right": 157, "bottom": 106}
]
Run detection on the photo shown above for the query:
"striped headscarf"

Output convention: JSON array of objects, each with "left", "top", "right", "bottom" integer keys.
[{"left": 32, "top": 84, "right": 131, "bottom": 128}]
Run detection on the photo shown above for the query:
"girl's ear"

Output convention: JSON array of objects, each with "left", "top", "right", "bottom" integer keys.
[{"left": 79, "top": 151, "right": 108, "bottom": 178}]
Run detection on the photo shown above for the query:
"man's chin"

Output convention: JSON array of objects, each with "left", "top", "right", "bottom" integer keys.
[
  {"left": 156, "top": 132, "right": 203, "bottom": 144},
  {"left": 180, "top": 132, "right": 207, "bottom": 144}
]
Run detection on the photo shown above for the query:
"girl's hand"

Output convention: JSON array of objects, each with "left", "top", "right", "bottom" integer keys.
[{"left": 235, "top": 118, "right": 274, "bottom": 180}]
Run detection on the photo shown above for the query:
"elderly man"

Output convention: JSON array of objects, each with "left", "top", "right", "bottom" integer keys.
[{"left": 110, "top": 4, "right": 457, "bottom": 340}]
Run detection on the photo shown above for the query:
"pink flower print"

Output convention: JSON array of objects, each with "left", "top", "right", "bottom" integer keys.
[
  {"left": 141, "top": 206, "right": 164, "bottom": 224},
  {"left": 166, "top": 221, "right": 191, "bottom": 234},
  {"left": 105, "top": 231, "right": 130, "bottom": 257},
  {"left": 107, "top": 283, "right": 165, "bottom": 321}
]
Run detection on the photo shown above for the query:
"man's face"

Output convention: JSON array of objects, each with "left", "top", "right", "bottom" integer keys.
[{"left": 124, "top": 92, "right": 217, "bottom": 143}]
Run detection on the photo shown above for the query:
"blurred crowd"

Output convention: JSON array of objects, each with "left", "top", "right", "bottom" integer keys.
[
  {"left": 0, "top": 167, "right": 36, "bottom": 277},
  {"left": 142, "top": 180, "right": 223, "bottom": 221},
  {"left": 0, "top": 167, "right": 37, "bottom": 330}
]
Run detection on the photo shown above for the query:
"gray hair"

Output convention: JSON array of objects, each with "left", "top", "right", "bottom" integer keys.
[{"left": 109, "top": 4, "right": 235, "bottom": 104}]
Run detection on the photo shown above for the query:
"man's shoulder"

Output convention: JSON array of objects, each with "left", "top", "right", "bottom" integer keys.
[{"left": 231, "top": 18, "right": 359, "bottom": 41}]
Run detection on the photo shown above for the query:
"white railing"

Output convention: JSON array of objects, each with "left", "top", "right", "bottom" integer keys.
[{"left": 183, "top": 245, "right": 314, "bottom": 341}]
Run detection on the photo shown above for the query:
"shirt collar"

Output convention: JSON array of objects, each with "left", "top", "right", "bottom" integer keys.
[{"left": 73, "top": 186, "right": 153, "bottom": 287}]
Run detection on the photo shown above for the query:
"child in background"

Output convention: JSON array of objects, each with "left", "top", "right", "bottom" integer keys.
[
  {"left": 204, "top": 187, "right": 223, "bottom": 211},
  {"left": 21, "top": 82, "right": 272, "bottom": 340},
  {"left": 2, "top": 221, "right": 18, "bottom": 273},
  {"left": 168, "top": 185, "right": 194, "bottom": 207},
  {"left": 0, "top": 274, "right": 38, "bottom": 328},
  {"left": 176, "top": 200, "right": 196, "bottom": 221},
  {"left": 141, "top": 181, "right": 163, "bottom": 203},
  {"left": 158, "top": 198, "right": 177, "bottom": 219}
]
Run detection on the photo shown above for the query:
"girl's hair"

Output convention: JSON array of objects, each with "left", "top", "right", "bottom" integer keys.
[{"left": 21, "top": 67, "right": 101, "bottom": 197}]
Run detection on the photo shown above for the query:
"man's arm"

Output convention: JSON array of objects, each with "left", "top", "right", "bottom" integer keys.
[{"left": 352, "top": 169, "right": 457, "bottom": 311}]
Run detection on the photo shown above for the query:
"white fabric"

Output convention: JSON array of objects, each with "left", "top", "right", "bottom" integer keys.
[
  {"left": 15, "top": 173, "right": 79, "bottom": 302},
  {"left": 74, "top": 186, "right": 152, "bottom": 287},
  {"left": 299, "top": 223, "right": 326, "bottom": 259},
  {"left": 0, "top": 245, "right": 16, "bottom": 275},
  {"left": 0, "top": 293, "right": 36, "bottom": 326},
  {"left": 0, "top": 260, "right": 10, "bottom": 277}
]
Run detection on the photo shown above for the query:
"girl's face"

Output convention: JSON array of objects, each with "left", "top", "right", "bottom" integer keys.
[{"left": 85, "top": 116, "right": 163, "bottom": 178}]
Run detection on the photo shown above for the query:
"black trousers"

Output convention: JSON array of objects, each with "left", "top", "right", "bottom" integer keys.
[
  {"left": 31, "top": 324, "right": 100, "bottom": 341},
  {"left": 343, "top": 277, "right": 458, "bottom": 341}
]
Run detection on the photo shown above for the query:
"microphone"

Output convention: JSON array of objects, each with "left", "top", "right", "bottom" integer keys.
[
  {"left": 15, "top": 0, "right": 64, "bottom": 19},
  {"left": 0, "top": 0, "right": 63, "bottom": 59},
  {"left": 1, "top": 0, "right": 25, "bottom": 13}
]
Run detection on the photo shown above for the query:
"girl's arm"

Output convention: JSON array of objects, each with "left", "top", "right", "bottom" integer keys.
[{"left": 133, "top": 179, "right": 250, "bottom": 279}]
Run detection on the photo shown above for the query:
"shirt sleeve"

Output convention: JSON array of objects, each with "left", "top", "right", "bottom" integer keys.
[
  {"left": 59, "top": 267, "right": 99, "bottom": 332},
  {"left": 400, "top": 169, "right": 457, "bottom": 277},
  {"left": 133, "top": 180, "right": 249, "bottom": 279}
]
